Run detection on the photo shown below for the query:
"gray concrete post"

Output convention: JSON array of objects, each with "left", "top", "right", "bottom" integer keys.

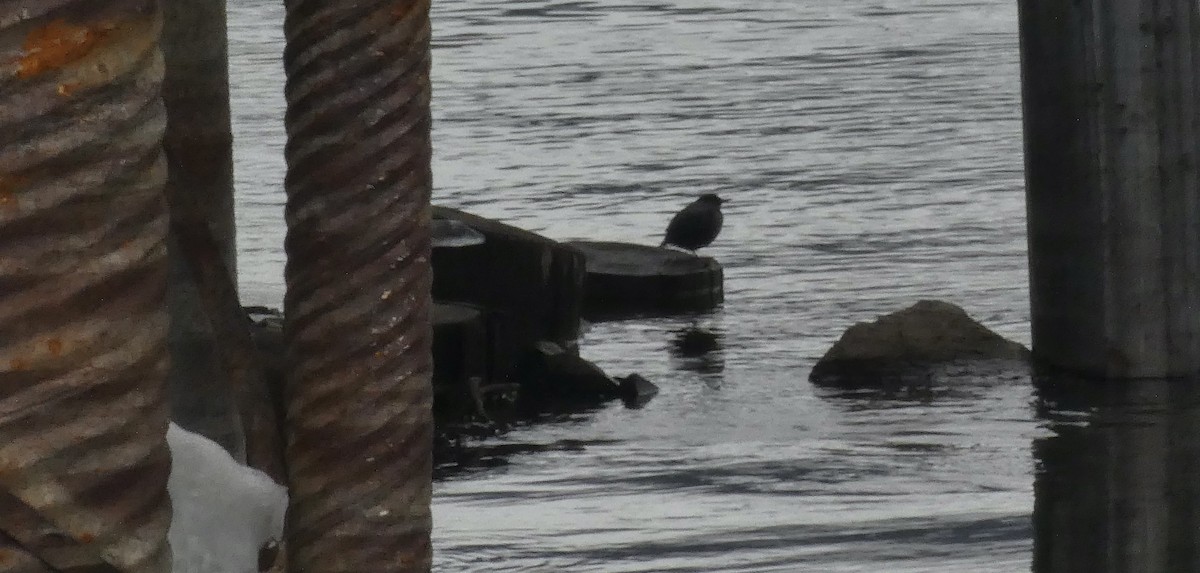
[
  {"left": 161, "top": 0, "right": 244, "bottom": 455},
  {"left": 1018, "top": 0, "right": 1200, "bottom": 377}
]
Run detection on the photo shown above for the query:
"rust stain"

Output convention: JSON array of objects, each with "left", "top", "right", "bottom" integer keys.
[
  {"left": 78, "top": 532, "right": 95, "bottom": 544},
  {"left": 8, "top": 358, "right": 28, "bottom": 371},
  {"left": 0, "top": 175, "right": 28, "bottom": 214},
  {"left": 391, "top": 2, "right": 420, "bottom": 20},
  {"left": 17, "top": 19, "right": 117, "bottom": 79},
  {"left": 0, "top": 549, "right": 9, "bottom": 563},
  {"left": 57, "top": 82, "right": 82, "bottom": 97},
  {"left": 46, "top": 338, "right": 64, "bottom": 356}
]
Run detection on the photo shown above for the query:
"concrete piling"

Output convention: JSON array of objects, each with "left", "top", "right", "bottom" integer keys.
[
  {"left": 172, "top": 213, "right": 287, "bottom": 483},
  {"left": 161, "top": 0, "right": 244, "bottom": 457},
  {"left": 282, "top": 0, "right": 435, "bottom": 570},
  {"left": 1018, "top": 0, "right": 1200, "bottom": 377},
  {"left": 0, "top": 1, "right": 173, "bottom": 570}
]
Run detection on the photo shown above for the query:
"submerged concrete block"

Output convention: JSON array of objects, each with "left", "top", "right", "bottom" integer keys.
[
  {"left": 431, "top": 207, "right": 585, "bottom": 379},
  {"left": 566, "top": 240, "right": 724, "bottom": 320},
  {"left": 431, "top": 302, "right": 489, "bottom": 419}
]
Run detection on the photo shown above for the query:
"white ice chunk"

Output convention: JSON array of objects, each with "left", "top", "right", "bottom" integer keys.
[{"left": 167, "top": 422, "right": 288, "bottom": 573}]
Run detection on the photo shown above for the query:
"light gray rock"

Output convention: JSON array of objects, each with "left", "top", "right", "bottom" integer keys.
[{"left": 811, "top": 300, "right": 1029, "bottom": 383}]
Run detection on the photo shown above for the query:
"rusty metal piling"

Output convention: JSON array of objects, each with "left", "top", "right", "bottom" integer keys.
[
  {"left": 0, "top": 1, "right": 173, "bottom": 570},
  {"left": 282, "top": 0, "right": 435, "bottom": 570}
]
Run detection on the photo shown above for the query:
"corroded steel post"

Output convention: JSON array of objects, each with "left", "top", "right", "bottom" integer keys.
[
  {"left": 1018, "top": 0, "right": 1200, "bottom": 377},
  {"left": 161, "top": 0, "right": 244, "bottom": 457},
  {"left": 0, "top": 1, "right": 173, "bottom": 571},
  {"left": 282, "top": 0, "right": 434, "bottom": 570}
]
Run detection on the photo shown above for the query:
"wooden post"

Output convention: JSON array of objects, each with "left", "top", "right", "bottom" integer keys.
[
  {"left": 161, "top": 0, "right": 244, "bottom": 455},
  {"left": 1018, "top": 0, "right": 1200, "bottom": 377}
]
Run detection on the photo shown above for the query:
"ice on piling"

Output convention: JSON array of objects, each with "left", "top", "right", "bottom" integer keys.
[{"left": 167, "top": 422, "right": 288, "bottom": 573}]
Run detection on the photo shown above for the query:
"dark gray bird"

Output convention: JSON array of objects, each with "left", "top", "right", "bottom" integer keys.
[{"left": 660, "top": 193, "right": 724, "bottom": 254}]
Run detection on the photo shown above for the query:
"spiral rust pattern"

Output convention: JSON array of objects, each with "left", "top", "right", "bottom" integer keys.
[
  {"left": 0, "top": 1, "right": 171, "bottom": 572},
  {"left": 282, "top": 0, "right": 434, "bottom": 570}
]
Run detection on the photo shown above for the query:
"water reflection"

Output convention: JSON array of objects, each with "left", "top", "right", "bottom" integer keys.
[{"left": 1033, "top": 375, "right": 1200, "bottom": 572}]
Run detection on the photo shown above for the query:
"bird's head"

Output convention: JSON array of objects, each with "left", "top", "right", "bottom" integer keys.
[{"left": 698, "top": 193, "right": 724, "bottom": 206}]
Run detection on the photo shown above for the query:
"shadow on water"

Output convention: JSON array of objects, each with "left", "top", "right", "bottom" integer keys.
[
  {"left": 434, "top": 407, "right": 619, "bottom": 480},
  {"left": 812, "top": 359, "right": 1030, "bottom": 406},
  {"left": 1032, "top": 373, "right": 1200, "bottom": 573}
]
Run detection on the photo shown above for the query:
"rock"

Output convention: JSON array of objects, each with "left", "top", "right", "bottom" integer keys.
[
  {"left": 432, "top": 207, "right": 585, "bottom": 380},
  {"left": 671, "top": 327, "right": 721, "bottom": 358},
  {"left": 616, "top": 373, "right": 659, "bottom": 409},
  {"left": 810, "top": 300, "right": 1030, "bottom": 384},
  {"left": 565, "top": 240, "right": 723, "bottom": 320},
  {"left": 514, "top": 341, "right": 622, "bottom": 408}
]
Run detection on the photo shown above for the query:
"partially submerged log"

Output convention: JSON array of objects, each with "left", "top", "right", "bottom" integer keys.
[
  {"left": 811, "top": 300, "right": 1029, "bottom": 385},
  {"left": 566, "top": 240, "right": 723, "bottom": 319}
]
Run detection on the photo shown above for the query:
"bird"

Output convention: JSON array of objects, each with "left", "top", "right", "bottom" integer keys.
[{"left": 660, "top": 193, "right": 724, "bottom": 255}]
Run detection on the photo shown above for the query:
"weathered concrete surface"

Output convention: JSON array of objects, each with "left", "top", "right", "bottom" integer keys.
[
  {"left": 162, "top": 0, "right": 242, "bottom": 456},
  {"left": 1019, "top": 0, "right": 1200, "bottom": 377},
  {"left": 431, "top": 302, "right": 488, "bottom": 419},
  {"left": 811, "top": 300, "right": 1029, "bottom": 383},
  {"left": 173, "top": 218, "right": 284, "bottom": 482},
  {"left": 567, "top": 241, "right": 723, "bottom": 319},
  {"left": 432, "top": 206, "right": 585, "bottom": 379},
  {"left": 245, "top": 307, "right": 286, "bottom": 447}
]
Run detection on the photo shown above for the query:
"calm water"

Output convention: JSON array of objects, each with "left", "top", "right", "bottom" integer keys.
[{"left": 223, "top": 1, "right": 1147, "bottom": 571}]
